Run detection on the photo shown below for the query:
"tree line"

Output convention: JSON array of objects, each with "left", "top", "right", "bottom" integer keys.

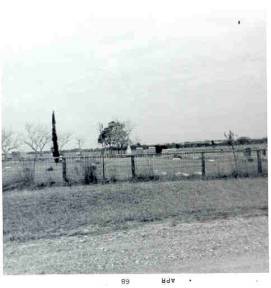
[
  {"left": 1, "top": 114, "right": 133, "bottom": 158},
  {"left": 1, "top": 112, "right": 268, "bottom": 159}
]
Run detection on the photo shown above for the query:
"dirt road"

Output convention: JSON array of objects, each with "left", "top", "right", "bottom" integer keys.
[{"left": 4, "top": 214, "right": 268, "bottom": 274}]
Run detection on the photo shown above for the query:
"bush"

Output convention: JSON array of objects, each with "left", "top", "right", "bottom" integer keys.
[
  {"left": 134, "top": 174, "right": 160, "bottom": 182},
  {"left": 83, "top": 163, "right": 97, "bottom": 184},
  {"left": 21, "top": 167, "right": 34, "bottom": 185}
]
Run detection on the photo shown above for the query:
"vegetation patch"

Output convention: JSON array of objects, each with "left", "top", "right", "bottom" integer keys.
[{"left": 3, "top": 178, "right": 268, "bottom": 242}]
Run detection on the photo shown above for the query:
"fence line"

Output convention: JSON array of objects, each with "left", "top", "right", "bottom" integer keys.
[
  {"left": 2, "top": 148, "right": 268, "bottom": 190},
  {"left": 4, "top": 146, "right": 266, "bottom": 161}
]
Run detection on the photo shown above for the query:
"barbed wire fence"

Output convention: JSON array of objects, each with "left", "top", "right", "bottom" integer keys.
[{"left": 2, "top": 148, "right": 268, "bottom": 190}]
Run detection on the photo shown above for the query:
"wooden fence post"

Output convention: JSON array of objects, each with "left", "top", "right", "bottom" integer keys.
[
  {"left": 102, "top": 154, "right": 105, "bottom": 183},
  {"left": 131, "top": 155, "right": 136, "bottom": 179},
  {"left": 62, "top": 157, "right": 68, "bottom": 183},
  {"left": 257, "top": 150, "right": 263, "bottom": 174},
  {"left": 201, "top": 152, "right": 206, "bottom": 177}
]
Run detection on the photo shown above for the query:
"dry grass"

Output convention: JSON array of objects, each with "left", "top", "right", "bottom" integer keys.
[{"left": 3, "top": 177, "right": 268, "bottom": 242}]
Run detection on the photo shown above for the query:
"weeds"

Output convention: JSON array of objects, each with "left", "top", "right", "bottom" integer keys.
[
  {"left": 83, "top": 163, "right": 97, "bottom": 184},
  {"left": 3, "top": 178, "right": 267, "bottom": 242}
]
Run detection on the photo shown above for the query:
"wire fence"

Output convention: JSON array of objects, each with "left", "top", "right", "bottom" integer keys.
[{"left": 2, "top": 148, "right": 268, "bottom": 190}]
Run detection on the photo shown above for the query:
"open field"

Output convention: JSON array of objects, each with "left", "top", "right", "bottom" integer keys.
[
  {"left": 2, "top": 147, "right": 268, "bottom": 189},
  {"left": 3, "top": 177, "right": 268, "bottom": 273}
]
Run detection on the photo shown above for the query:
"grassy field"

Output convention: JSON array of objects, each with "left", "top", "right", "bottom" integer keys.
[
  {"left": 3, "top": 177, "right": 268, "bottom": 242},
  {"left": 3, "top": 177, "right": 268, "bottom": 273}
]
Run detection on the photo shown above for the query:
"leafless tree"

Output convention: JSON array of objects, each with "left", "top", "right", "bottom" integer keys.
[
  {"left": 75, "top": 137, "right": 85, "bottom": 155},
  {"left": 24, "top": 123, "right": 51, "bottom": 156},
  {"left": 124, "top": 120, "right": 134, "bottom": 135},
  {"left": 76, "top": 138, "right": 85, "bottom": 149},
  {"left": 1, "top": 129, "right": 21, "bottom": 157},
  {"left": 58, "top": 132, "right": 72, "bottom": 150},
  {"left": 224, "top": 130, "right": 238, "bottom": 172}
]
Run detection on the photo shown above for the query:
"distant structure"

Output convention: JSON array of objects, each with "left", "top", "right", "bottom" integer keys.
[
  {"left": 147, "top": 146, "right": 156, "bottom": 154},
  {"left": 162, "top": 148, "right": 179, "bottom": 155},
  {"left": 135, "top": 147, "right": 144, "bottom": 155}
]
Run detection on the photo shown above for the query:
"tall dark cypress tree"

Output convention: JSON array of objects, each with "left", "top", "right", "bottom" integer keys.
[{"left": 52, "top": 111, "right": 60, "bottom": 163}]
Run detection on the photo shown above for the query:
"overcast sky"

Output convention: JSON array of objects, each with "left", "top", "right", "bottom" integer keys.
[{"left": 1, "top": 0, "right": 266, "bottom": 149}]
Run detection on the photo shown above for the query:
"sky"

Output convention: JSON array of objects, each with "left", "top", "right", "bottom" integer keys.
[{"left": 0, "top": 0, "right": 267, "bottom": 150}]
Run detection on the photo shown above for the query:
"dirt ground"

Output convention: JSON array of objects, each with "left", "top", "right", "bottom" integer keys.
[{"left": 4, "top": 214, "right": 268, "bottom": 274}]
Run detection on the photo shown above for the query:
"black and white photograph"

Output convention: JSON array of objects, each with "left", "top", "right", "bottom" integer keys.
[{"left": 0, "top": 0, "right": 269, "bottom": 281}]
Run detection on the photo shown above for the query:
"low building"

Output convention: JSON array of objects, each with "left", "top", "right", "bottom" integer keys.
[
  {"left": 162, "top": 148, "right": 179, "bottom": 154},
  {"left": 135, "top": 147, "right": 144, "bottom": 155},
  {"left": 145, "top": 146, "right": 156, "bottom": 154}
]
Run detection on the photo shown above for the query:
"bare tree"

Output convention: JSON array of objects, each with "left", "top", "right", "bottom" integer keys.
[
  {"left": 58, "top": 132, "right": 72, "bottom": 151},
  {"left": 2, "top": 129, "right": 21, "bottom": 157},
  {"left": 24, "top": 123, "right": 51, "bottom": 156},
  {"left": 76, "top": 138, "right": 84, "bottom": 149},
  {"left": 75, "top": 137, "right": 85, "bottom": 155},
  {"left": 124, "top": 120, "right": 134, "bottom": 135},
  {"left": 224, "top": 130, "right": 238, "bottom": 173}
]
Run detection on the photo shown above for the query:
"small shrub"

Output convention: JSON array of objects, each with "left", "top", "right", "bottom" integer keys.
[
  {"left": 109, "top": 176, "right": 117, "bottom": 183},
  {"left": 231, "top": 170, "right": 239, "bottom": 178},
  {"left": 134, "top": 174, "right": 160, "bottom": 182},
  {"left": 37, "top": 183, "right": 46, "bottom": 188},
  {"left": 21, "top": 166, "right": 34, "bottom": 185},
  {"left": 83, "top": 163, "right": 97, "bottom": 184},
  {"left": 169, "top": 218, "right": 178, "bottom": 227}
]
